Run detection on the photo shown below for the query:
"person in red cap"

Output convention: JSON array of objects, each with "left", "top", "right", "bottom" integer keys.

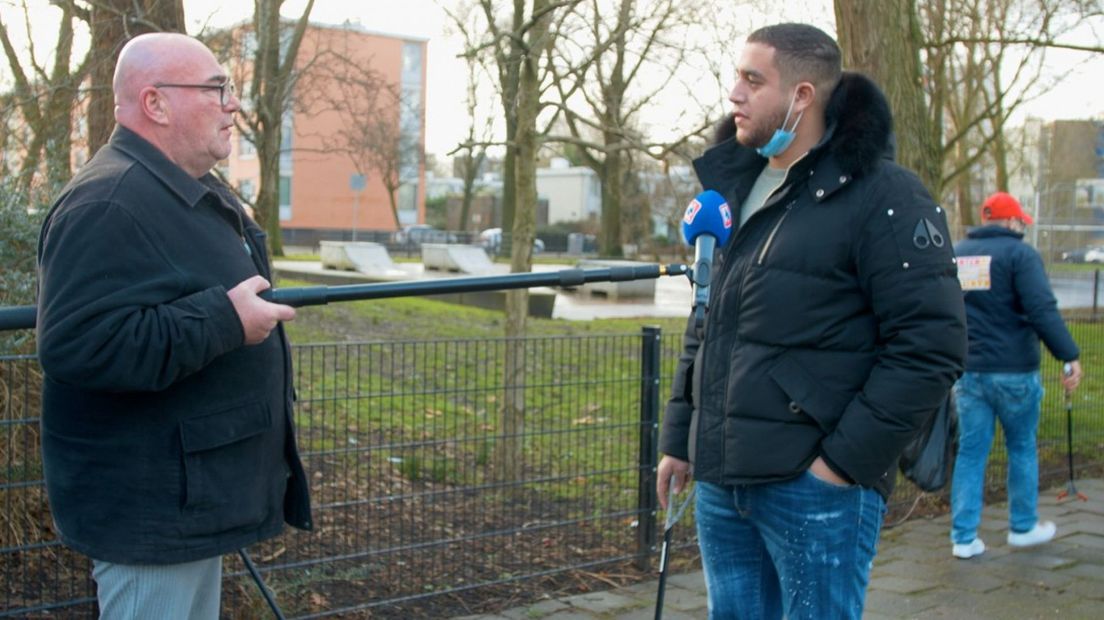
[{"left": 949, "top": 191, "right": 1083, "bottom": 559}]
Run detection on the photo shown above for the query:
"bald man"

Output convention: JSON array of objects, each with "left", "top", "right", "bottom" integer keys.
[{"left": 36, "top": 33, "right": 312, "bottom": 618}]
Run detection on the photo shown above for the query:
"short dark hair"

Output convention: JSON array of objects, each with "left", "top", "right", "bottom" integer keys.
[{"left": 747, "top": 23, "right": 841, "bottom": 103}]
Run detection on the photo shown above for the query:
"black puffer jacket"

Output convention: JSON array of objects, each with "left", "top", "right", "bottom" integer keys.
[{"left": 659, "top": 73, "right": 966, "bottom": 499}]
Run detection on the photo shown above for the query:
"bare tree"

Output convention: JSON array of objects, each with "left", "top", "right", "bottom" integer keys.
[
  {"left": 471, "top": 1, "right": 523, "bottom": 238},
  {"left": 84, "top": 0, "right": 186, "bottom": 154},
  {"left": 0, "top": 1, "right": 91, "bottom": 197},
  {"left": 452, "top": 0, "right": 580, "bottom": 480},
  {"left": 921, "top": 0, "right": 1101, "bottom": 227},
  {"left": 449, "top": 5, "right": 495, "bottom": 232},
  {"left": 232, "top": 0, "right": 317, "bottom": 257},
  {"left": 836, "top": 0, "right": 1103, "bottom": 232},
  {"left": 835, "top": 0, "right": 943, "bottom": 195},
  {"left": 545, "top": 0, "right": 704, "bottom": 256}
]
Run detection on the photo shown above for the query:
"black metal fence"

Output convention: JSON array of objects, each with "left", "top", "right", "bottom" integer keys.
[{"left": 2, "top": 322, "right": 1102, "bottom": 617}]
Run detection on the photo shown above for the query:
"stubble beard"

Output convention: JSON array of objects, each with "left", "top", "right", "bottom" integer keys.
[{"left": 737, "top": 103, "right": 789, "bottom": 150}]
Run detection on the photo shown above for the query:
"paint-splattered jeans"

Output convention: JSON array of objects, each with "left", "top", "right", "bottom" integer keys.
[
  {"left": 950, "top": 371, "right": 1044, "bottom": 544},
  {"left": 695, "top": 475, "right": 885, "bottom": 620}
]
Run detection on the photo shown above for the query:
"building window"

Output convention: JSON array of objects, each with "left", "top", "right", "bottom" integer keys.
[
  {"left": 241, "top": 31, "right": 258, "bottom": 62},
  {"left": 401, "top": 42, "right": 423, "bottom": 83},
  {"left": 239, "top": 179, "right": 256, "bottom": 201},
  {"left": 279, "top": 175, "right": 292, "bottom": 221},
  {"left": 239, "top": 135, "right": 256, "bottom": 159},
  {"left": 398, "top": 182, "right": 418, "bottom": 225}
]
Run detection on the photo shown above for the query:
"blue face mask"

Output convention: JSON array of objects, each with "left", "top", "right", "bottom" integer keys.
[{"left": 756, "top": 91, "right": 804, "bottom": 158}]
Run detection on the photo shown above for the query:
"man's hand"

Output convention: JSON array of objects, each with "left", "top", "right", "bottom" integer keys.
[
  {"left": 808, "top": 456, "right": 851, "bottom": 486},
  {"left": 227, "top": 275, "right": 296, "bottom": 345},
  {"left": 1062, "top": 360, "right": 1083, "bottom": 393},
  {"left": 657, "top": 455, "right": 692, "bottom": 510}
]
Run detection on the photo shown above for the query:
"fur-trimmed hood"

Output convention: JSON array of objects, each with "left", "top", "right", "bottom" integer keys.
[
  {"left": 823, "top": 71, "right": 894, "bottom": 175},
  {"left": 700, "top": 71, "right": 894, "bottom": 188}
]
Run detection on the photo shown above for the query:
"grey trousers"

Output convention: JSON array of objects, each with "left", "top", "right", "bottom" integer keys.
[{"left": 92, "top": 556, "right": 222, "bottom": 620}]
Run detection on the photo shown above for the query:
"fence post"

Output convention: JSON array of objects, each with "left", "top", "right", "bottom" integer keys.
[
  {"left": 1094, "top": 269, "right": 1100, "bottom": 318},
  {"left": 636, "top": 326, "right": 662, "bottom": 570}
]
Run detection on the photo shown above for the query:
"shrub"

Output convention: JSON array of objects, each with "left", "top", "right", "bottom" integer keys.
[{"left": 0, "top": 180, "right": 47, "bottom": 354}]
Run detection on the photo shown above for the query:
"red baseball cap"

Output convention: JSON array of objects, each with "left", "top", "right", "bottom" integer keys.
[{"left": 981, "top": 192, "right": 1033, "bottom": 225}]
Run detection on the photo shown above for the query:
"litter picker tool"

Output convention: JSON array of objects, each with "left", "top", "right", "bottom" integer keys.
[
  {"left": 1057, "top": 363, "right": 1088, "bottom": 502},
  {"left": 654, "top": 474, "right": 695, "bottom": 620}
]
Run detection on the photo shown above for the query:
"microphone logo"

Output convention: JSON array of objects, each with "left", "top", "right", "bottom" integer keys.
[
  {"left": 720, "top": 203, "right": 733, "bottom": 229},
  {"left": 683, "top": 199, "right": 702, "bottom": 225}
]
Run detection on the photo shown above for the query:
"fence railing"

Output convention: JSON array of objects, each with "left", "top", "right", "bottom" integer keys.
[{"left": 2, "top": 324, "right": 1102, "bottom": 618}]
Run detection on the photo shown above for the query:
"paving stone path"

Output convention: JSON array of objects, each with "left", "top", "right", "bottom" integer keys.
[{"left": 454, "top": 479, "right": 1104, "bottom": 619}]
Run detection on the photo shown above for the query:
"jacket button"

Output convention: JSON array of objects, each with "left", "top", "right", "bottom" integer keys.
[
  {"left": 788, "top": 401, "right": 802, "bottom": 413},
  {"left": 887, "top": 209, "right": 895, "bottom": 216},
  {"left": 815, "top": 189, "right": 825, "bottom": 198},
  {"left": 839, "top": 175, "right": 848, "bottom": 183}
]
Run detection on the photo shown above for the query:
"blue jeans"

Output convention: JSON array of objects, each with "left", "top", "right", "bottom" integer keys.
[
  {"left": 951, "top": 371, "right": 1044, "bottom": 544},
  {"left": 695, "top": 475, "right": 886, "bottom": 620}
]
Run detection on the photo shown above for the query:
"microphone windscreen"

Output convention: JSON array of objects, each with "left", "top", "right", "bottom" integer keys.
[{"left": 681, "top": 190, "right": 733, "bottom": 247}]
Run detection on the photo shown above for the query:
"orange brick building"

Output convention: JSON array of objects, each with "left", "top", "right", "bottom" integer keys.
[{"left": 224, "top": 22, "right": 427, "bottom": 245}]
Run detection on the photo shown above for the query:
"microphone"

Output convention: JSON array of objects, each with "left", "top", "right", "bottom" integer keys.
[{"left": 680, "top": 190, "right": 733, "bottom": 328}]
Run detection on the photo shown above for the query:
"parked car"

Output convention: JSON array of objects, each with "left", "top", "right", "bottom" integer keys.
[
  {"left": 479, "top": 228, "right": 544, "bottom": 254},
  {"left": 1059, "top": 245, "right": 1104, "bottom": 263},
  {"left": 1085, "top": 247, "right": 1104, "bottom": 264},
  {"left": 1061, "top": 247, "right": 1092, "bottom": 263}
]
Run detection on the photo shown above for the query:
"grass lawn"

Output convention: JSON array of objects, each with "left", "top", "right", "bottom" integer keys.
[{"left": 279, "top": 275, "right": 688, "bottom": 503}]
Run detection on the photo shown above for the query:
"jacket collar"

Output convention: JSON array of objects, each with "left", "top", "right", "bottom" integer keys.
[
  {"left": 693, "top": 72, "right": 894, "bottom": 207},
  {"left": 108, "top": 125, "right": 216, "bottom": 208},
  {"left": 967, "top": 225, "right": 1024, "bottom": 240}
]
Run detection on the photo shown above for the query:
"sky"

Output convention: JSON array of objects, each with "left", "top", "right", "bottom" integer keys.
[{"left": 6, "top": 0, "right": 1103, "bottom": 162}]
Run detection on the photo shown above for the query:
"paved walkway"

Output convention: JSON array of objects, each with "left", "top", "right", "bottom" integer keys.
[{"left": 455, "top": 479, "right": 1104, "bottom": 619}]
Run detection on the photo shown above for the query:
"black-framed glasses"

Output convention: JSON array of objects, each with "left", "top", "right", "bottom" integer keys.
[{"left": 154, "top": 81, "right": 236, "bottom": 107}]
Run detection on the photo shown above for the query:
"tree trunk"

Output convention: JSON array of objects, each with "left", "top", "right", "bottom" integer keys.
[
  {"left": 459, "top": 171, "right": 476, "bottom": 231},
  {"left": 834, "top": 0, "right": 941, "bottom": 197},
  {"left": 249, "top": 0, "right": 315, "bottom": 258},
  {"left": 500, "top": 142, "right": 517, "bottom": 233},
  {"left": 600, "top": 150, "right": 623, "bottom": 256},
  {"left": 386, "top": 185, "right": 402, "bottom": 228},
  {"left": 253, "top": 0, "right": 285, "bottom": 257},
  {"left": 42, "top": 10, "right": 81, "bottom": 193},
  {"left": 88, "top": 1, "right": 185, "bottom": 155},
  {"left": 1, "top": 2, "right": 91, "bottom": 197},
  {"left": 495, "top": 0, "right": 549, "bottom": 482}
]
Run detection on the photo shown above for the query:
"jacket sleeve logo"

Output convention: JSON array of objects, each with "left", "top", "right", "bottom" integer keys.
[{"left": 913, "top": 218, "right": 946, "bottom": 249}]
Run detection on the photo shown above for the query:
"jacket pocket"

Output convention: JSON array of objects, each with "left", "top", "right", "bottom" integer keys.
[
  {"left": 768, "top": 355, "right": 853, "bottom": 433},
  {"left": 179, "top": 401, "right": 274, "bottom": 531}
]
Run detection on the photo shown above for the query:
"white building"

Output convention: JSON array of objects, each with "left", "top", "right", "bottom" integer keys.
[{"left": 536, "top": 158, "right": 601, "bottom": 224}]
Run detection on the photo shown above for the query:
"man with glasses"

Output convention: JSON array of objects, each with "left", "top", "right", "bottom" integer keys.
[
  {"left": 36, "top": 32, "right": 312, "bottom": 618},
  {"left": 155, "top": 80, "right": 237, "bottom": 107}
]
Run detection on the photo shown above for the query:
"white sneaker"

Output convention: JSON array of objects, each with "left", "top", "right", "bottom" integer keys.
[
  {"left": 952, "top": 538, "right": 986, "bottom": 559},
  {"left": 1008, "top": 521, "right": 1057, "bottom": 548}
]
